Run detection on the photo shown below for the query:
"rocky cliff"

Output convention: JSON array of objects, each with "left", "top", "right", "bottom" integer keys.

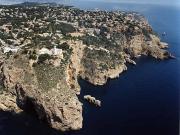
[
  {"left": 0, "top": 3, "right": 174, "bottom": 131},
  {"left": 0, "top": 52, "right": 83, "bottom": 131}
]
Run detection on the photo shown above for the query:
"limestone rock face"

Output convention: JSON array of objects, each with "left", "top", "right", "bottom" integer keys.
[
  {"left": 0, "top": 21, "right": 173, "bottom": 133},
  {"left": 15, "top": 84, "right": 82, "bottom": 131},
  {"left": 80, "top": 47, "right": 127, "bottom": 85},
  {"left": 0, "top": 92, "right": 22, "bottom": 113},
  {"left": 0, "top": 54, "right": 83, "bottom": 131},
  {"left": 84, "top": 95, "right": 101, "bottom": 107},
  {"left": 0, "top": 3, "right": 174, "bottom": 132},
  {"left": 124, "top": 34, "right": 172, "bottom": 59}
]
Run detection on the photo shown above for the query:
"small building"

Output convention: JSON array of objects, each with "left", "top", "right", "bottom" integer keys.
[
  {"left": 38, "top": 46, "right": 63, "bottom": 59},
  {"left": 106, "top": 33, "right": 111, "bottom": 39},
  {"left": 94, "top": 29, "right": 100, "bottom": 35},
  {"left": 38, "top": 48, "right": 52, "bottom": 55},
  {"left": 86, "top": 28, "right": 95, "bottom": 36},
  {"left": 51, "top": 46, "right": 63, "bottom": 59},
  {"left": 3, "top": 46, "right": 19, "bottom": 53},
  {"left": 70, "top": 32, "right": 84, "bottom": 37}
]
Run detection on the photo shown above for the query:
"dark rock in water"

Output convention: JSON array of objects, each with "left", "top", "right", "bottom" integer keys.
[
  {"left": 84, "top": 95, "right": 101, "bottom": 107},
  {"left": 0, "top": 2, "right": 174, "bottom": 132},
  {"left": 170, "top": 54, "right": 176, "bottom": 59},
  {"left": 162, "top": 32, "right": 167, "bottom": 36}
]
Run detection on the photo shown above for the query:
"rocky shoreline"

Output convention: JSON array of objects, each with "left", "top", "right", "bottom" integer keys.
[
  {"left": 0, "top": 2, "right": 174, "bottom": 131},
  {"left": 0, "top": 92, "right": 22, "bottom": 113}
]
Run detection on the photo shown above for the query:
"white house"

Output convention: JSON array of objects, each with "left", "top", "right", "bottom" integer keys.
[
  {"left": 38, "top": 48, "right": 52, "bottom": 55},
  {"left": 3, "top": 47, "right": 19, "bottom": 53},
  {"left": 51, "top": 46, "right": 63, "bottom": 58},
  {"left": 38, "top": 46, "right": 63, "bottom": 59}
]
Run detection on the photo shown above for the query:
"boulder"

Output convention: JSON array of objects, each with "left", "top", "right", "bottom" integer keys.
[
  {"left": 84, "top": 95, "right": 101, "bottom": 107},
  {"left": 0, "top": 92, "right": 22, "bottom": 113}
]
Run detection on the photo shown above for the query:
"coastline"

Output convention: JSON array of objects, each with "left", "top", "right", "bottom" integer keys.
[{"left": 0, "top": 2, "right": 175, "bottom": 132}]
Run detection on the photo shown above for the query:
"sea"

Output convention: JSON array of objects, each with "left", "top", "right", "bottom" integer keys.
[{"left": 0, "top": 1, "right": 179, "bottom": 135}]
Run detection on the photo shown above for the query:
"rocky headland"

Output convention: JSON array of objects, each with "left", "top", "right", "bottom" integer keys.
[{"left": 0, "top": 2, "right": 174, "bottom": 131}]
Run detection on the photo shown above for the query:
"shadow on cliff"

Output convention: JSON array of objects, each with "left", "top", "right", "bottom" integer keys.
[
  {"left": 0, "top": 110, "right": 74, "bottom": 135},
  {"left": 0, "top": 56, "right": 166, "bottom": 135}
]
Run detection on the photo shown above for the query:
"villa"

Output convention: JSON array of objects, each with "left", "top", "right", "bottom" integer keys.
[
  {"left": 3, "top": 46, "right": 19, "bottom": 53},
  {"left": 38, "top": 46, "right": 63, "bottom": 59}
]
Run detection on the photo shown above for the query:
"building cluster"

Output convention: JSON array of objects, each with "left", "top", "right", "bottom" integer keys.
[{"left": 0, "top": 3, "right": 151, "bottom": 58}]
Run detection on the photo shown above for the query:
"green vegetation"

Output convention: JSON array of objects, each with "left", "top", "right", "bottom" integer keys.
[
  {"left": 142, "top": 28, "right": 151, "bottom": 39},
  {"left": 57, "top": 42, "right": 70, "bottom": 50},
  {"left": 99, "top": 63, "right": 108, "bottom": 71},
  {"left": 57, "top": 42, "right": 73, "bottom": 64},
  {"left": 0, "top": 73, "right": 5, "bottom": 94},
  {"left": 29, "top": 54, "right": 37, "bottom": 60},
  {"left": 80, "top": 34, "right": 122, "bottom": 52},
  {"left": 61, "top": 48, "right": 73, "bottom": 65},
  {"left": 82, "top": 47, "right": 123, "bottom": 73},
  {"left": 34, "top": 64, "right": 65, "bottom": 91},
  {"left": 0, "top": 32, "right": 12, "bottom": 40},
  {"left": 0, "top": 3, "right": 155, "bottom": 89},
  {"left": 5, "top": 51, "right": 13, "bottom": 59},
  {"left": 38, "top": 54, "right": 52, "bottom": 63},
  {"left": 56, "top": 23, "right": 76, "bottom": 35},
  {"left": 81, "top": 35, "right": 100, "bottom": 46}
]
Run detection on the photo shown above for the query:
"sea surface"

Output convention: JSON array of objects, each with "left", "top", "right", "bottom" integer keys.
[{"left": 0, "top": 1, "right": 179, "bottom": 135}]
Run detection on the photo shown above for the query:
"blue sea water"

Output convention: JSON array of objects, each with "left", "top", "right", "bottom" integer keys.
[{"left": 0, "top": 1, "right": 179, "bottom": 135}]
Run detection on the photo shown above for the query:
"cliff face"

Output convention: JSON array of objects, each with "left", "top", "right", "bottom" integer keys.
[
  {"left": 125, "top": 34, "right": 171, "bottom": 59},
  {"left": 80, "top": 46, "right": 127, "bottom": 85},
  {"left": 0, "top": 91, "right": 22, "bottom": 113},
  {"left": 0, "top": 32, "right": 171, "bottom": 131},
  {"left": 0, "top": 3, "right": 174, "bottom": 131},
  {"left": 79, "top": 34, "right": 172, "bottom": 85},
  {"left": 0, "top": 53, "right": 82, "bottom": 131}
]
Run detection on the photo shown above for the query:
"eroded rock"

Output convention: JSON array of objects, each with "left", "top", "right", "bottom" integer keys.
[
  {"left": 0, "top": 92, "right": 22, "bottom": 113},
  {"left": 0, "top": 3, "right": 174, "bottom": 132},
  {"left": 16, "top": 84, "right": 83, "bottom": 131},
  {"left": 0, "top": 52, "right": 83, "bottom": 131},
  {"left": 84, "top": 95, "right": 101, "bottom": 107}
]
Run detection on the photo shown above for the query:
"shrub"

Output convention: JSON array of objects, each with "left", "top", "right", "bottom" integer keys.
[
  {"left": 57, "top": 42, "right": 70, "bottom": 50},
  {"left": 32, "top": 62, "right": 38, "bottom": 67},
  {"left": 82, "top": 35, "right": 100, "bottom": 46},
  {"left": 29, "top": 54, "right": 37, "bottom": 60},
  {"left": 56, "top": 23, "right": 76, "bottom": 35},
  {"left": 14, "top": 54, "right": 19, "bottom": 59},
  {"left": 99, "top": 63, "right": 108, "bottom": 71},
  {"left": 142, "top": 28, "right": 151, "bottom": 39},
  {"left": 38, "top": 54, "right": 52, "bottom": 63},
  {"left": 21, "top": 49, "right": 28, "bottom": 54}
]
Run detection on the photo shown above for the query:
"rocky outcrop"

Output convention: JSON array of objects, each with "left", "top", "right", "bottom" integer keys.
[
  {"left": 124, "top": 54, "right": 136, "bottom": 65},
  {"left": 80, "top": 47, "right": 127, "bottom": 85},
  {"left": 66, "top": 40, "right": 86, "bottom": 95},
  {"left": 0, "top": 31, "right": 172, "bottom": 131},
  {"left": 124, "top": 34, "right": 172, "bottom": 60},
  {"left": 0, "top": 3, "right": 174, "bottom": 132},
  {"left": 84, "top": 95, "right": 101, "bottom": 107},
  {"left": 0, "top": 53, "right": 83, "bottom": 131},
  {"left": 15, "top": 84, "right": 82, "bottom": 131},
  {"left": 0, "top": 92, "right": 22, "bottom": 113}
]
